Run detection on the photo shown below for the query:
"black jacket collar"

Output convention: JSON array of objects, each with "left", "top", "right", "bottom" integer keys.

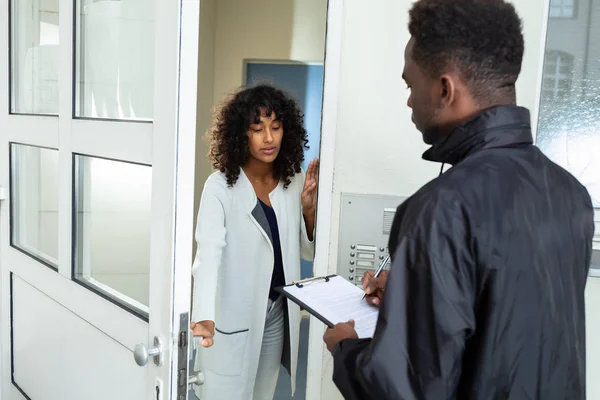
[{"left": 422, "top": 105, "right": 533, "bottom": 165}]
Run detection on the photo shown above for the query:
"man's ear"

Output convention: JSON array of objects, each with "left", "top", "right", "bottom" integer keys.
[{"left": 439, "top": 74, "right": 456, "bottom": 108}]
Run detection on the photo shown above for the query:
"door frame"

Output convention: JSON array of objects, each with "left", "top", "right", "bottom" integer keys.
[
  {"left": 305, "top": 0, "right": 344, "bottom": 398},
  {"left": 151, "top": 0, "right": 199, "bottom": 397}
]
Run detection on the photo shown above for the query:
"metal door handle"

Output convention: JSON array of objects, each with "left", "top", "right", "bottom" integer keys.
[
  {"left": 188, "top": 370, "right": 204, "bottom": 387},
  {"left": 133, "top": 336, "right": 163, "bottom": 366}
]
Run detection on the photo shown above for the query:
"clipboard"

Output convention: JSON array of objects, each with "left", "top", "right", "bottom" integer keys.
[
  {"left": 275, "top": 274, "right": 379, "bottom": 338},
  {"left": 275, "top": 275, "right": 338, "bottom": 328}
]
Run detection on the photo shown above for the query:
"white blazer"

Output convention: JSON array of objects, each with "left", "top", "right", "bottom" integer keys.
[{"left": 192, "top": 168, "right": 314, "bottom": 399}]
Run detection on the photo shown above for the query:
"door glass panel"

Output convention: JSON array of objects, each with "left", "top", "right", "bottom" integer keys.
[
  {"left": 74, "top": 0, "right": 155, "bottom": 120},
  {"left": 10, "top": 144, "right": 59, "bottom": 268},
  {"left": 537, "top": 2, "right": 600, "bottom": 209},
  {"left": 10, "top": 0, "right": 60, "bottom": 115},
  {"left": 73, "top": 155, "right": 151, "bottom": 318}
]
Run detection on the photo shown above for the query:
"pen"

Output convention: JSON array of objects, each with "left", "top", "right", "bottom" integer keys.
[{"left": 361, "top": 253, "right": 390, "bottom": 301}]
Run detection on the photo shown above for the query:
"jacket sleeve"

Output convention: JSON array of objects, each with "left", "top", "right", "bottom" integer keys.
[
  {"left": 332, "top": 196, "right": 476, "bottom": 400},
  {"left": 191, "top": 179, "right": 227, "bottom": 323},
  {"left": 300, "top": 211, "right": 315, "bottom": 261}
]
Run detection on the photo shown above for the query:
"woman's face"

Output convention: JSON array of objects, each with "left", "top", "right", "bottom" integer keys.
[{"left": 247, "top": 110, "right": 283, "bottom": 165}]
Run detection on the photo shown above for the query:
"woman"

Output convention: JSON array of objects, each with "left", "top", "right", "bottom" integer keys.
[{"left": 190, "top": 84, "right": 318, "bottom": 400}]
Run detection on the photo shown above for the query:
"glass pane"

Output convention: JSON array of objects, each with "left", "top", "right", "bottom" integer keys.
[
  {"left": 10, "top": 144, "right": 59, "bottom": 267},
  {"left": 10, "top": 0, "right": 60, "bottom": 114},
  {"left": 537, "top": 6, "right": 600, "bottom": 208},
  {"left": 73, "top": 156, "right": 152, "bottom": 317},
  {"left": 563, "top": 6, "right": 574, "bottom": 16},
  {"left": 74, "top": 0, "right": 155, "bottom": 120}
]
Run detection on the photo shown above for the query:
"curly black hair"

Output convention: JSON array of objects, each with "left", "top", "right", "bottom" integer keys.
[
  {"left": 208, "top": 84, "right": 309, "bottom": 188},
  {"left": 408, "top": 0, "right": 524, "bottom": 101}
]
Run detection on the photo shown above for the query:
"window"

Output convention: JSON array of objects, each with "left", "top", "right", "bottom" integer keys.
[
  {"left": 541, "top": 51, "right": 574, "bottom": 100},
  {"left": 549, "top": 0, "right": 576, "bottom": 18},
  {"left": 537, "top": 0, "right": 600, "bottom": 266},
  {"left": 74, "top": 0, "right": 155, "bottom": 120},
  {"left": 10, "top": 0, "right": 60, "bottom": 115},
  {"left": 10, "top": 144, "right": 59, "bottom": 268},
  {"left": 72, "top": 155, "right": 152, "bottom": 319}
]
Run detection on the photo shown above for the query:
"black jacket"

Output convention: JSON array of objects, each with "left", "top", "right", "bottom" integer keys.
[{"left": 332, "top": 106, "right": 595, "bottom": 400}]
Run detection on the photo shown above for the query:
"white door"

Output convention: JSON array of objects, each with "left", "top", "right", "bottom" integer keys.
[{"left": 0, "top": 0, "right": 200, "bottom": 399}]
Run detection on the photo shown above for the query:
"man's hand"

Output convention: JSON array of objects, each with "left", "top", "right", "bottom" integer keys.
[
  {"left": 323, "top": 320, "right": 359, "bottom": 352},
  {"left": 190, "top": 320, "right": 215, "bottom": 347},
  {"left": 362, "top": 269, "right": 389, "bottom": 306}
]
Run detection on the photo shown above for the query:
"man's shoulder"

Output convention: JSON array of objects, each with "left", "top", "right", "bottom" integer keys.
[{"left": 399, "top": 178, "right": 465, "bottom": 225}]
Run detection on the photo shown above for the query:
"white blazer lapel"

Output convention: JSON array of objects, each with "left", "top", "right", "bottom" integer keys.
[{"left": 239, "top": 169, "right": 274, "bottom": 251}]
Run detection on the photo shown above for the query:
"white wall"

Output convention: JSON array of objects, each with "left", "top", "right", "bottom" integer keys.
[
  {"left": 211, "top": 0, "right": 327, "bottom": 104},
  {"left": 317, "top": 0, "right": 550, "bottom": 398}
]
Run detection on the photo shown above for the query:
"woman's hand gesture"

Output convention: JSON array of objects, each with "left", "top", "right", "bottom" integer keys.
[{"left": 301, "top": 158, "right": 319, "bottom": 216}]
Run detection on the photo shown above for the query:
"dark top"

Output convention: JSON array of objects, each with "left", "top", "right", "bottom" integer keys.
[
  {"left": 332, "top": 105, "right": 595, "bottom": 400},
  {"left": 259, "top": 199, "right": 286, "bottom": 301}
]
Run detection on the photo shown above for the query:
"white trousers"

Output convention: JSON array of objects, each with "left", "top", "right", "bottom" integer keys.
[{"left": 253, "top": 296, "right": 285, "bottom": 399}]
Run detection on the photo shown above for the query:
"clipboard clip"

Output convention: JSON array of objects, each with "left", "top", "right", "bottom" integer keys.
[{"left": 293, "top": 275, "right": 331, "bottom": 288}]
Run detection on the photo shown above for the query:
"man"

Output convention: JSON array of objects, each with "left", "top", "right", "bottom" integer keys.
[{"left": 323, "top": 0, "right": 595, "bottom": 399}]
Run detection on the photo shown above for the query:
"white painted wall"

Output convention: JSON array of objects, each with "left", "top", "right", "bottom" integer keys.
[{"left": 211, "top": 0, "right": 327, "bottom": 104}]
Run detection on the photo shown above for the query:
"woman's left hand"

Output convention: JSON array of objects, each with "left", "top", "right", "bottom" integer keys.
[{"left": 301, "top": 158, "right": 319, "bottom": 216}]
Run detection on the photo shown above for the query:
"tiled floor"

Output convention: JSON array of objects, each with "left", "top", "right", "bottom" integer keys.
[{"left": 190, "top": 317, "right": 310, "bottom": 400}]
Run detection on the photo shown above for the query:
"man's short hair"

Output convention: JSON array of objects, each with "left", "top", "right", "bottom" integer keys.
[{"left": 408, "top": 0, "right": 524, "bottom": 101}]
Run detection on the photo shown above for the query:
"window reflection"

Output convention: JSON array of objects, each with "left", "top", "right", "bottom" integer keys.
[
  {"left": 10, "top": 144, "right": 59, "bottom": 267},
  {"left": 10, "top": 0, "right": 60, "bottom": 115},
  {"left": 73, "top": 155, "right": 152, "bottom": 318},
  {"left": 549, "top": 0, "right": 576, "bottom": 18},
  {"left": 537, "top": 0, "right": 600, "bottom": 207},
  {"left": 75, "top": 0, "right": 155, "bottom": 120}
]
